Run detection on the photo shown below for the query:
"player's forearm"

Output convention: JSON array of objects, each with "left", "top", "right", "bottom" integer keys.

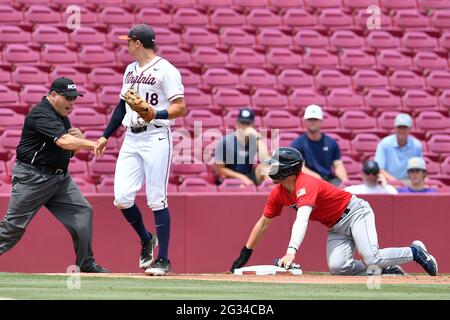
[
  {"left": 379, "top": 169, "right": 397, "bottom": 182},
  {"left": 334, "top": 163, "right": 348, "bottom": 181},
  {"left": 166, "top": 97, "right": 187, "bottom": 119},
  {"left": 245, "top": 216, "right": 272, "bottom": 249},
  {"left": 286, "top": 206, "right": 312, "bottom": 254},
  {"left": 56, "top": 134, "right": 96, "bottom": 151}
]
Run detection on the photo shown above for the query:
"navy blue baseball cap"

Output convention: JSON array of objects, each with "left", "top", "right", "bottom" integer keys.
[
  {"left": 363, "top": 160, "right": 380, "bottom": 175},
  {"left": 50, "top": 77, "right": 84, "bottom": 98},
  {"left": 237, "top": 108, "right": 255, "bottom": 124},
  {"left": 118, "top": 24, "right": 155, "bottom": 48}
]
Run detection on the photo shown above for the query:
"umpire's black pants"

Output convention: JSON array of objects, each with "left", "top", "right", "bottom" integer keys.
[{"left": 0, "top": 163, "right": 96, "bottom": 270}]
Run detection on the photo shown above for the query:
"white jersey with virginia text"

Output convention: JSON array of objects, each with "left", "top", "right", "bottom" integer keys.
[{"left": 120, "top": 56, "right": 184, "bottom": 127}]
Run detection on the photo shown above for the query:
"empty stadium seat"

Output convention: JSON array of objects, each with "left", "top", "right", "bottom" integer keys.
[
  {"left": 202, "top": 68, "right": 239, "bottom": 88},
  {"left": 263, "top": 110, "right": 300, "bottom": 129},
  {"left": 351, "top": 133, "right": 380, "bottom": 155},
  {"left": 69, "top": 108, "right": 106, "bottom": 131},
  {"left": 0, "top": 85, "right": 20, "bottom": 107},
  {"left": 365, "top": 89, "right": 402, "bottom": 112},
  {"left": 71, "top": 86, "right": 98, "bottom": 107},
  {"left": 98, "top": 6, "right": 134, "bottom": 26},
  {"left": 266, "top": 48, "right": 302, "bottom": 69},
  {"left": 0, "top": 109, "right": 24, "bottom": 129},
  {"left": 327, "top": 88, "right": 364, "bottom": 111},
  {"left": 330, "top": 31, "right": 364, "bottom": 49},
  {"left": 352, "top": 69, "right": 389, "bottom": 90},
  {"left": 179, "top": 68, "right": 201, "bottom": 87},
  {"left": 72, "top": 177, "right": 97, "bottom": 193},
  {"left": 219, "top": 27, "right": 256, "bottom": 47},
  {"left": 383, "top": 0, "right": 417, "bottom": 10},
  {"left": 218, "top": 178, "right": 257, "bottom": 192},
  {"left": 0, "top": 68, "right": 11, "bottom": 85},
  {"left": 277, "top": 69, "right": 314, "bottom": 89},
  {"left": 135, "top": 8, "right": 171, "bottom": 26},
  {"left": 416, "top": 111, "right": 450, "bottom": 132},
  {"left": 24, "top": 5, "right": 61, "bottom": 24},
  {"left": 341, "top": 155, "right": 361, "bottom": 177},
  {"left": 63, "top": 5, "right": 97, "bottom": 26},
  {"left": 305, "top": 0, "right": 341, "bottom": 10},
  {"left": 42, "top": 45, "right": 78, "bottom": 65},
  {"left": 428, "top": 134, "right": 450, "bottom": 156},
  {"left": 79, "top": 45, "right": 117, "bottom": 66},
  {"left": 20, "top": 85, "right": 49, "bottom": 106},
  {"left": 402, "top": 31, "right": 438, "bottom": 51},
  {"left": 178, "top": 178, "right": 218, "bottom": 192},
  {"left": 240, "top": 68, "right": 276, "bottom": 89},
  {"left": 377, "top": 50, "right": 412, "bottom": 70},
  {"left": 184, "top": 87, "right": 214, "bottom": 110},
  {"left": 0, "top": 5, "right": 23, "bottom": 25},
  {"left": 97, "top": 86, "right": 121, "bottom": 107},
  {"left": 171, "top": 156, "right": 208, "bottom": 182},
  {"left": 276, "top": 131, "right": 300, "bottom": 147},
  {"left": 389, "top": 70, "right": 425, "bottom": 90},
  {"left": 210, "top": 8, "right": 245, "bottom": 28},
  {"left": 197, "top": 0, "right": 233, "bottom": 9},
  {"left": 0, "top": 26, "right": 31, "bottom": 44},
  {"left": 366, "top": 30, "right": 401, "bottom": 50},
  {"left": 157, "top": 47, "right": 191, "bottom": 66},
  {"left": 12, "top": 65, "right": 49, "bottom": 86},
  {"left": 418, "top": 0, "right": 450, "bottom": 10},
  {"left": 182, "top": 27, "right": 218, "bottom": 47},
  {"left": 68, "top": 157, "right": 89, "bottom": 176},
  {"left": 87, "top": 0, "right": 123, "bottom": 6},
  {"left": 343, "top": 0, "right": 380, "bottom": 11},
  {"left": 96, "top": 177, "right": 115, "bottom": 193},
  {"left": 290, "top": 88, "right": 327, "bottom": 111},
  {"left": 293, "top": 29, "right": 328, "bottom": 49},
  {"left": 50, "top": 66, "right": 86, "bottom": 86},
  {"left": 3, "top": 44, "right": 40, "bottom": 64},
  {"left": 229, "top": 48, "right": 266, "bottom": 68},
  {"left": 413, "top": 51, "right": 448, "bottom": 71},
  {"left": 326, "top": 133, "right": 352, "bottom": 155},
  {"left": 32, "top": 25, "right": 68, "bottom": 45},
  {"left": 192, "top": 47, "right": 228, "bottom": 66},
  {"left": 213, "top": 88, "right": 251, "bottom": 111},
  {"left": 257, "top": 28, "right": 292, "bottom": 48},
  {"left": 234, "top": 0, "right": 269, "bottom": 9},
  {"left": 88, "top": 154, "right": 116, "bottom": 177},
  {"left": 0, "top": 129, "right": 22, "bottom": 151},
  {"left": 402, "top": 89, "right": 440, "bottom": 113},
  {"left": 320, "top": 112, "right": 341, "bottom": 131},
  {"left": 318, "top": 9, "right": 353, "bottom": 30},
  {"left": 427, "top": 70, "right": 450, "bottom": 90},
  {"left": 423, "top": 156, "right": 441, "bottom": 176},
  {"left": 252, "top": 89, "right": 289, "bottom": 110},
  {"left": 340, "top": 111, "right": 377, "bottom": 131},
  {"left": 174, "top": 8, "right": 209, "bottom": 27},
  {"left": 430, "top": 9, "right": 450, "bottom": 30},
  {"left": 247, "top": 8, "right": 282, "bottom": 28},
  {"left": 439, "top": 90, "right": 450, "bottom": 109},
  {"left": 303, "top": 49, "right": 339, "bottom": 69},
  {"left": 88, "top": 67, "right": 123, "bottom": 87},
  {"left": 315, "top": 70, "right": 351, "bottom": 90},
  {"left": 394, "top": 10, "right": 430, "bottom": 29},
  {"left": 185, "top": 110, "right": 223, "bottom": 131},
  {"left": 70, "top": 26, "right": 107, "bottom": 46},
  {"left": 340, "top": 49, "right": 377, "bottom": 69},
  {"left": 354, "top": 9, "right": 393, "bottom": 29},
  {"left": 282, "top": 8, "right": 317, "bottom": 29}
]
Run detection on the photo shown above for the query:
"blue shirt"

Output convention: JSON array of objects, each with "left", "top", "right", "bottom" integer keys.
[
  {"left": 374, "top": 135, "right": 422, "bottom": 180},
  {"left": 290, "top": 133, "right": 341, "bottom": 180},
  {"left": 214, "top": 133, "right": 258, "bottom": 175},
  {"left": 397, "top": 187, "right": 437, "bottom": 193}
]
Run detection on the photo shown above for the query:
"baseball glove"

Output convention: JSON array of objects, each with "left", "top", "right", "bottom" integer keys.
[{"left": 122, "top": 88, "right": 155, "bottom": 123}]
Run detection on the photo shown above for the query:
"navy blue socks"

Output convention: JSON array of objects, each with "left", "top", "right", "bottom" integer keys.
[
  {"left": 121, "top": 204, "right": 152, "bottom": 243},
  {"left": 153, "top": 208, "right": 171, "bottom": 260}
]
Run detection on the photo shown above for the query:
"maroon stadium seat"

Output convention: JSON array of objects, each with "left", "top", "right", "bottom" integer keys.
[
  {"left": 326, "top": 133, "right": 352, "bottom": 155},
  {"left": 305, "top": 0, "right": 342, "bottom": 10},
  {"left": 414, "top": 51, "right": 448, "bottom": 71},
  {"left": 352, "top": 69, "right": 389, "bottom": 90},
  {"left": 246, "top": 8, "right": 281, "bottom": 28},
  {"left": 266, "top": 48, "right": 302, "bottom": 69},
  {"left": 32, "top": 25, "right": 68, "bottom": 45},
  {"left": 428, "top": 135, "right": 450, "bottom": 156},
  {"left": 382, "top": 0, "right": 417, "bottom": 10},
  {"left": 229, "top": 48, "right": 266, "bottom": 68},
  {"left": 389, "top": 70, "right": 425, "bottom": 90},
  {"left": 416, "top": 111, "right": 450, "bottom": 132},
  {"left": 394, "top": 10, "right": 430, "bottom": 30},
  {"left": 191, "top": 47, "right": 228, "bottom": 66},
  {"left": 218, "top": 178, "right": 257, "bottom": 192},
  {"left": 293, "top": 29, "right": 328, "bottom": 49},
  {"left": 69, "top": 108, "right": 106, "bottom": 131},
  {"left": 87, "top": 0, "right": 123, "bottom": 6},
  {"left": 68, "top": 157, "right": 89, "bottom": 176},
  {"left": 354, "top": 9, "right": 393, "bottom": 30},
  {"left": 330, "top": 30, "right": 364, "bottom": 49},
  {"left": 219, "top": 27, "right": 256, "bottom": 47},
  {"left": 0, "top": 26, "right": 31, "bottom": 44},
  {"left": 315, "top": 69, "right": 351, "bottom": 90},
  {"left": 63, "top": 6, "right": 97, "bottom": 26},
  {"left": 184, "top": 87, "right": 214, "bottom": 110},
  {"left": 210, "top": 8, "right": 245, "bottom": 28},
  {"left": 0, "top": 109, "right": 24, "bottom": 129},
  {"left": 12, "top": 65, "right": 49, "bottom": 86},
  {"left": 185, "top": 110, "right": 223, "bottom": 131},
  {"left": 340, "top": 49, "right": 377, "bottom": 69},
  {"left": 0, "top": 5, "right": 23, "bottom": 25},
  {"left": 150, "top": 27, "right": 180, "bottom": 46},
  {"left": 171, "top": 156, "right": 208, "bottom": 181},
  {"left": 303, "top": 49, "right": 339, "bottom": 69},
  {"left": 202, "top": 68, "right": 239, "bottom": 88},
  {"left": 72, "top": 177, "right": 97, "bottom": 193},
  {"left": 377, "top": 50, "right": 412, "bottom": 70},
  {"left": 351, "top": 133, "right": 380, "bottom": 155},
  {"left": 318, "top": 9, "right": 353, "bottom": 30},
  {"left": 135, "top": 8, "right": 171, "bottom": 26},
  {"left": 263, "top": 110, "right": 300, "bottom": 129},
  {"left": 290, "top": 88, "right": 327, "bottom": 112},
  {"left": 182, "top": 27, "right": 218, "bottom": 47},
  {"left": 179, "top": 68, "right": 201, "bottom": 87},
  {"left": 377, "top": 111, "right": 402, "bottom": 131},
  {"left": 402, "top": 31, "right": 438, "bottom": 51},
  {"left": 0, "top": 129, "right": 22, "bottom": 151},
  {"left": 79, "top": 45, "right": 117, "bottom": 66},
  {"left": 70, "top": 26, "right": 107, "bottom": 46},
  {"left": 276, "top": 131, "right": 300, "bottom": 147},
  {"left": 240, "top": 68, "right": 276, "bottom": 89},
  {"left": 327, "top": 88, "right": 364, "bottom": 111},
  {"left": 427, "top": 70, "right": 450, "bottom": 90},
  {"left": 440, "top": 156, "right": 450, "bottom": 176},
  {"left": 320, "top": 112, "right": 341, "bottom": 131},
  {"left": 20, "top": 85, "right": 49, "bottom": 106},
  {"left": 365, "top": 89, "right": 402, "bottom": 112},
  {"left": 163, "top": 0, "right": 196, "bottom": 9},
  {"left": 3, "top": 44, "right": 40, "bottom": 64},
  {"left": 87, "top": 67, "right": 122, "bottom": 87},
  {"left": 402, "top": 90, "right": 440, "bottom": 113},
  {"left": 97, "top": 86, "right": 122, "bottom": 107},
  {"left": 0, "top": 69, "right": 11, "bottom": 85},
  {"left": 366, "top": 30, "right": 401, "bottom": 50},
  {"left": 277, "top": 69, "right": 314, "bottom": 89},
  {"left": 430, "top": 9, "right": 450, "bottom": 30},
  {"left": 418, "top": 0, "right": 450, "bottom": 10},
  {"left": 341, "top": 155, "right": 361, "bottom": 177},
  {"left": 157, "top": 46, "right": 190, "bottom": 67},
  {"left": 340, "top": 111, "right": 377, "bottom": 131},
  {"left": 0, "top": 85, "right": 20, "bottom": 107},
  {"left": 282, "top": 8, "right": 317, "bottom": 29},
  {"left": 252, "top": 89, "right": 289, "bottom": 110},
  {"left": 213, "top": 88, "right": 251, "bottom": 111},
  {"left": 343, "top": 0, "right": 380, "bottom": 11},
  {"left": 96, "top": 177, "right": 115, "bottom": 193},
  {"left": 50, "top": 66, "right": 87, "bottom": 86},
  {"left": 42, "top": 45, "right": 78, "bottom": 65},
  {"left": 197, "top": 0, "right": 233, "bottom": 10},
  {"left": 98, "top": 6, "right": 134, "bottom": 26},
  {"left": 88, "top": 154, "right": 117, "bottom": 177},
  {"left": 257, "top": 28, "right": 292, "bottom": 48},
  {"left": 23, "top": 5, "right": 61, "bottom": 25},
  {"left": 179, "top": 178, "right": 218, "bottom": 192},
  {"left": 439, "top": 90, "right": 450, "bottom": 109}
]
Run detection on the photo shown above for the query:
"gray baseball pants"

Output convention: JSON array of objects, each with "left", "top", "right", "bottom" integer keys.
[
  {"left": 0, "top": 163, "right": 95, "bottom": 270},
  {"left": 326, "top": 195, "right": 414, "bottom": 275}
]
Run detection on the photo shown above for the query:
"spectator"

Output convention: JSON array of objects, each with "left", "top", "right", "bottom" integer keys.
[
  {"left": 375, "top": 113, "right": 422, "bottom": 182},
  {"left": 290, "top": 104, "right": 348, "bottom": 186},
  {"left": 344, "top": 160, "right": 398, "bottom": 195},
  {"left": 397, "top": 157, "right": 437, "bottom": 194},
  {"left": 214, "top": 108, "right": 270, "bottom": 186}
]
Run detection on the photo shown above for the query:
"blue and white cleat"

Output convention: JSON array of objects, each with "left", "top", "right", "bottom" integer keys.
[{"left": 411, "top": 240, "right": 438, "bottom": 276}]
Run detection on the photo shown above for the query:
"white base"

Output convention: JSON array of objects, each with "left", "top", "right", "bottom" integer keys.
[{"left": 234, "top": 265, "right": 302, "bottom": 276}]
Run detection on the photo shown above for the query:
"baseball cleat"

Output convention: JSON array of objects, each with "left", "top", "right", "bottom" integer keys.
[
  {"left": 145, "top": 257, "right": 171, "bottom": 276},
  {"left": 381, "top": 265, "right": 406, "bottom": 276},
  {"left": 139, "top": 236, "right": 158, "bottom": 270},
  {"left": 411, "top": 240, "right": 438, "bottom": 276},
  {"left": 80, "top": 264, "right": 111, "bottom": 273}
]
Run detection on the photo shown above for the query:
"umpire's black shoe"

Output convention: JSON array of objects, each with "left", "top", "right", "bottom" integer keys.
[
  {"left": 145, "top": 257, "right": 171, "bottom": 276},
  {"left": 411, "top": 240, "right": 438, "bottom": 276},
  {"left": 81, "top": 264, "right": 111, "bottom": 273},
  {"left": 381, "top": 265, "right": 406, "bottom": 276},
  {"left": 139, "top": 236, "right": 158, "bottom": 269}
]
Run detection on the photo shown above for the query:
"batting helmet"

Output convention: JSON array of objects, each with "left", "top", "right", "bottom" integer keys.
[{"left": 264, "top": 147, "right": 304, "bottom": 181}]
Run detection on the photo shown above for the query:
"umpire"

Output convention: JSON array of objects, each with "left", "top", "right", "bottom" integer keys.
[{"left": 0, "top": 77, "right": 110, "bottom": 273}]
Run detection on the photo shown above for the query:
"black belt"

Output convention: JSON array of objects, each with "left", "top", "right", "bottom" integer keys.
[
  {"left": 129, "top": 124, "right": 162, "bottom": 134},
  {"left": 17, "top": 161, "right": 67, "bottom": 175},
  {"left": 333, "top": 208, "right": 351, "bottom": 227}
]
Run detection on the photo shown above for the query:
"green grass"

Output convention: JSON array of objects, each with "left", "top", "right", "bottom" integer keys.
[{"left": 0, "top": 273, "right": 449, "bottom": 300}]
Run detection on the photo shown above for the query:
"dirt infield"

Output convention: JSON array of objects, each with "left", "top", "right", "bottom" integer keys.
[{"left": 45, "top": 272, "right": 450, "bottom": 285}]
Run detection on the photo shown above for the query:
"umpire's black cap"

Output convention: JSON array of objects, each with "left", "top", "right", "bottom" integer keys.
[
  {"left": 118, "top": 24, "right": 156, "bottom": 48},
  {"left": 50, "top": 77, "right": 84, "bottom": 98}
]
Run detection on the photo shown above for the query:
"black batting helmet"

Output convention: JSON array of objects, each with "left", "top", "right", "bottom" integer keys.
[{"left": 264, "top": 147, "right": 304, "bottom": 181}]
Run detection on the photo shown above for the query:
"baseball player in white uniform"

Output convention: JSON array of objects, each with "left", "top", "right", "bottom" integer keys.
[{"left": 96, "top": 24, "right": 186, "bottom": 276}]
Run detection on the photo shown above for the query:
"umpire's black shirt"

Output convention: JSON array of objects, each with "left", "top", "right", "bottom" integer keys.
[{"left": 16, "top": 96, "right": 72, "bottom": 170}]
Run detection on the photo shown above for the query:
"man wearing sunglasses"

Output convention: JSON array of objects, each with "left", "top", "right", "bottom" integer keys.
[
  {"left": 344, "top": 160, "right": 397, "bottom": 195},
  {"left": 397, "top": 157, "right": 437, "bottom": 193},
  {"left": 0, "top": 77, "right": 110, "bottom": 273}
]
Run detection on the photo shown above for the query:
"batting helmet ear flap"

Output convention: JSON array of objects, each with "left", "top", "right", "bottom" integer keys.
[{"left": 266, "top": 148, "right": 304, "bottom": 181}]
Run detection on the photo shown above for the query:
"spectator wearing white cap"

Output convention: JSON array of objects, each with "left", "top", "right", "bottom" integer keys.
[
  {"left": 290, "top": 104, "right": 348, "bottom": 186},
  {"left": 375, "top": 113, "right": 422, "bottom": 182},
  {"left": 397, "top": 157, "right": 437, "bottom": 193}
]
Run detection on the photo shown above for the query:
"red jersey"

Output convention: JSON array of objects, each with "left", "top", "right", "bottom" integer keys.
[{"left": 263, "top": 172, "right": 353, "bottom": 228}]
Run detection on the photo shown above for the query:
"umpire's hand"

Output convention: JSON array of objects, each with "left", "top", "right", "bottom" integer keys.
[{"left": 230, "top": 246, "right": 253, "bottom": 272}]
